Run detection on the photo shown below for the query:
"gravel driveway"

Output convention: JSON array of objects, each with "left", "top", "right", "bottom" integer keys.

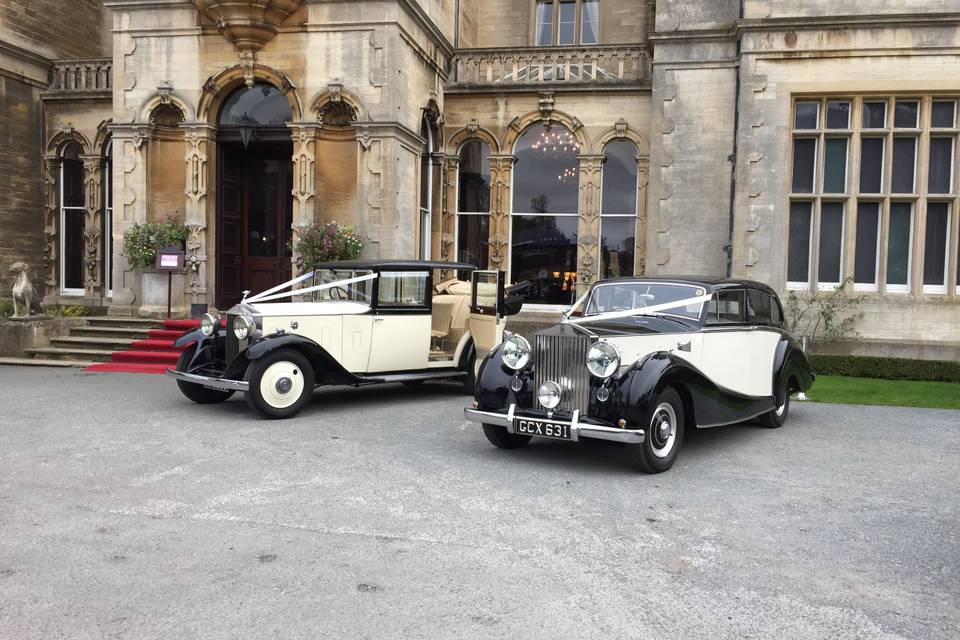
[{"left": 0, "top": 366, "right": 957, "bottom": 639}]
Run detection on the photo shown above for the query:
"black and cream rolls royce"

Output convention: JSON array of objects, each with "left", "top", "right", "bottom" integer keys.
[
  {"left": 464, "top": 277, "right": 815, "bottom": 473},
  {"left": 166, "top": 260, "right": 522, "bottom": 418}
]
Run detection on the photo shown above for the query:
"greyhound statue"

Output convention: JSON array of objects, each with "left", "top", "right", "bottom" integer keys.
[{"left": 9, "top": 262, "right": 47, "bottom": 318}]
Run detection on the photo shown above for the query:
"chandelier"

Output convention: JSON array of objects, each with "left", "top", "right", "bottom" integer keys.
[{"left": 530, "top": 127, "right": 579, "bottom": 155}]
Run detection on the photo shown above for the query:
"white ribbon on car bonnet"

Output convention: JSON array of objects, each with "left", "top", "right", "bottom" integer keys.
[
  {"left": 245, "top": 270, "right": 317, "bottom": 303},
  {"left": 245, "top": 272, "right": 379, "bottom": 304},
  {"left": 564, "top": 293, "right": 714, "bottom": 325}
]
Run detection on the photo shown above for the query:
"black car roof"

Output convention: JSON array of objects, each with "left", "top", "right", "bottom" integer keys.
[
  {"left": 591, "top": 275, "right": 779, "bottom": 296},
  {"left": 309, "top": 259, "right": 477, "bottom": 271}
]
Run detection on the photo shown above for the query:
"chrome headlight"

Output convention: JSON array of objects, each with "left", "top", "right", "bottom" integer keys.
[
  {"left": 200, "top": 312, "right": 219, "bottom": 337},
  {"left": 501, "top": 334, "right": 531, "bottom": 371},
  {"left": 586, "top": 341, "right": 620, "bottom": 379},
  {"left": 233, "top": 314, "right": 255, "bottom": 340},
  {"left": 538, "top": 380, "right": 561, "bottom": 409}
]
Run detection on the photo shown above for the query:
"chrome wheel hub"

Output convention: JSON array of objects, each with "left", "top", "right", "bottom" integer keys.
[
  {"left": 275, "top": 377, "right": 293, "bottom": 394},
  {"left": 650, "top": 402, "right": 677, "bottom": 458}
]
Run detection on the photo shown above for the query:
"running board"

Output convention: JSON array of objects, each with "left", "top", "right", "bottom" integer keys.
[{"left": 358, "top": 370, "right": 467, "bottom": 384}]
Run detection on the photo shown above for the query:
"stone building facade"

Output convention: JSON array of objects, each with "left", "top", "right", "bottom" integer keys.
[{"left": 1, "top": 1, "right": 959, "bottom": 349}]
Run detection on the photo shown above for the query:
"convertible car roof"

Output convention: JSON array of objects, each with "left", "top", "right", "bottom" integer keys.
[
  {"left": 309, "top": 259, "right": 477, "bottom": 271},
  {"left": 595, "top": 275, "right": 779, "bottom": 296}
]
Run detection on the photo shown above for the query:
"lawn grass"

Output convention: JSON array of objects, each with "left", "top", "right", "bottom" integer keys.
[{"left": 805, "top": 375, "right": 960, "bottom": 410}]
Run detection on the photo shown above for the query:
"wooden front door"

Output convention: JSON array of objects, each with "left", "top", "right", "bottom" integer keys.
[{"left": 217, "top": 142, "right": 293, "bottom": 308}]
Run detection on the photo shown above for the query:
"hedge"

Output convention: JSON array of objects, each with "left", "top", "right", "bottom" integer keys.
[{"left": 809, "top": 354, "right": 960, "bottom": 384}]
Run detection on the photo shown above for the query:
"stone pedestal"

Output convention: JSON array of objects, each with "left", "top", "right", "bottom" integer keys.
[{"left": 139, "top": 270, "right": 189, "bottom": 318}]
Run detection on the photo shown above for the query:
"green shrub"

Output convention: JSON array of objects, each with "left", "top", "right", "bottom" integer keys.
[
  {"left": 0, "top": 298, "right": 12, "bottom": 319},
  {"left": 809, "top": 354, "right": 960, "bottom": 384},
  {"left": 294, "top": 221, "right": 363, "bottom": 272},
  {"left": 49, "top": 305, "right": 88, "bottom": 317},
  {"left": 123, "top": 219, "right": 190, "bottom": 270}
]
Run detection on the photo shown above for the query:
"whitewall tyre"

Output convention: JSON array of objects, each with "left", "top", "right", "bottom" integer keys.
[
  {"left": 637, "top": 387, "right": 685, "bottom": 474},
  {"left": 244, "top": 349, "right": 314, "bottom": 419},
  {"left": 175, "top": 345, "right": 235, "bottom": 404},
  {"left": 759, "top": 379, "right": 790, "bottom": 428}
]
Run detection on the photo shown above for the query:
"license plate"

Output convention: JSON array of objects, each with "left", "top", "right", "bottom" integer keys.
[{"left": 515, "top": 418, "right": 571, "bottom": 440}]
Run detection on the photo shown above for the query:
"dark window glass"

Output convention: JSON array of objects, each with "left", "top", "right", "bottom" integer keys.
[
  {"left": 706, "top": 290, "right": 744, "bottom": 324},
  {"left": 894, "top": 100, "right": 919, "bottom": 128},
  {"left": 794, "top": 102, "right": 819, "bottom": 129},
  {"left": 61, "top": 156, "right": 84, "bottom": 208},
  {"left": 458, "top": 140, "right": 490, "bottom": 212},
  {"left": 535, "top": 1, "right": 554, "bottom": 45},
  {"left": 823, "top": 138, "right": 847, "bottom": 193},
  {"left": 928, "top": 137, "right": 954, "bottom": 194},
  {"left": 923, "top": 202, "right": 950, "bottom": 287},
  {"left": 457, "top": 215, "right": 489, "bottom": 269},
  {"left": 600, "top": 217, "right": 635, "bottom": 279},
  {"left": 511, "top": 215, "right": 579, "bottom": 305},
  {"left": 247, "top": 157, "right": 281, "bottom": 257},
  {"left": 891, "top": 137, "right": 917, "bottom": 193},
  {"left": 791, "top": 138, "right": 816, "bottom": 193},
  {"left": 887, "top": 202, "right": 913, "bottom": 286},
  {"left": 513, "top": 124, "right": 580, "bottom": 213},
  {"left": 825, "top": 101, "right": 850, "bottom": 129},
  {"left": 420, "top": 119, "right": 432, "bottom": 210},
  {"left": 602, "top": 139, "right": 638, "bottom": 215},
  {"left": 818, "top": 202, "right": 844, "bottom": 284},
  {"left": 378, "top": 272, "right": 428, "bottom": 307},
  {"left": 558, "top": 1, "right": 576, "bottom": 45},
  {"left": 859, "top": 137, "right": 884, "bottom": 193},
  {"left": 747, "top": 290, "right": 772, "bottom": 324},
  {"left": 862, "top": 101, "right": 887, "bottom": 128},
  {"left": 581, "top": 0, "right": 599, "bottom": 44},
  {"left": 218, "top": 83, "right": 292, "bottom": 126},
  {"left": 932, "top": 101, "right": 956, "bottom": 128},
  {"left": 788, "top": 201, "right": 812, "bottom": 283},
  {"left": 103, "top": 142, "right": 113, "bottom": 291},
  {"left": 854, "top": 202, "right": 880, "bottom": 285},
  {"left": 63, "top": 210, "right": 84, "bottom": 289},
  {"left": 771, "top": 297, "right": 784, "bottom": 325}
]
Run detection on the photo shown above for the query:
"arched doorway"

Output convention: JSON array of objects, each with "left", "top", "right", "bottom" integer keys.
[{"left": 216, "top": 82, "right": 294, "bottom": 307}]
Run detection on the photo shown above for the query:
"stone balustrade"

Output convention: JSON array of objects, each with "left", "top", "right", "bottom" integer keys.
[
  {"left": 449, "top": 45, "right": 649, "bottom": 88},
  {"left": 49, "top": 59, "right": 112, "bottom": 93}
]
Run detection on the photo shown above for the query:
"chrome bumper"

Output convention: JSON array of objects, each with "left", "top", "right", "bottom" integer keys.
[
  {"left": 464, "top": 404, "right": 645, "bottom": 444},
  {"left": 166, "top": 369, "right": 249, "bottom": 392}
]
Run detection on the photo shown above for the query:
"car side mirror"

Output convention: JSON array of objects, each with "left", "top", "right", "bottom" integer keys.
[{"left": 503, "top": 296, "right": 524, "bottom": 317}]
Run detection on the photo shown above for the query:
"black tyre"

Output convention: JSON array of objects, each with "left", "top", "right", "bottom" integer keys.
[
  {"left": 482, "top": 424, "right": 532, "bottom": 449},
  {"left": 244, "top": 348, "right": 315, "bottom": 419},
  {"left": 758, "top": 378, "right": 790, "bottom": 428},
  {"left": 175, "top": 345, "right": 235, "bottom": 404},
  {"left": 637, "top": 387, "right": 685, "bottom": 474},
  {"left": 460, "top": 352, "right": 477, "bottom": 395}
]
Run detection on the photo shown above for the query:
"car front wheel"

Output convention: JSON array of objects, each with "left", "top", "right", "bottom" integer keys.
[
  {"left": 244, "top": 349, "right": 314, "bottom": 419},
  {"left": 482, "top": 424, "right": 532, "bottom": 449},
  {"left": 636, "top": 387, "right": 685, "bottom": 474},
  {"left": 175, "top": 345, "right": 235, "bottom": 404}
]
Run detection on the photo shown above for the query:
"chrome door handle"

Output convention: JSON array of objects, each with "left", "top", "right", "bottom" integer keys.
[
  {"left": 374, "top": 317, "right": 384, "bottom": 322},
  {"left": 676, "top": 341, "right": 691, "bottom": 352}
]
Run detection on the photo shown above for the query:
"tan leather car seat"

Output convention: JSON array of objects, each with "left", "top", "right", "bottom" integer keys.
[{"left": 432, "top": 296, "right": 457, "bottom": 338}]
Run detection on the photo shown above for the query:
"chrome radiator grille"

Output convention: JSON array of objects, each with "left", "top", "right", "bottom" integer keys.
[{"left": 534, "top": 332, "right": 593, "bottom": 413}]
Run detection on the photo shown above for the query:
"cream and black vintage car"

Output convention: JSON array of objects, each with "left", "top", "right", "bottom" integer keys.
[
  {"left": 464, "top": 277, "right": 815, "bottom": 473},
  {"left": 167, "top": 261, "right": 521, "bottom": 418}
]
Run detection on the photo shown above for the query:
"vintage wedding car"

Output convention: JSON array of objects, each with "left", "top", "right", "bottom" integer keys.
[
  {"left": 464, "top": 277, "right": 815, "bottom": 473},
  {"left": 167, "top": 261, "right": 521, "bottom": 418}
]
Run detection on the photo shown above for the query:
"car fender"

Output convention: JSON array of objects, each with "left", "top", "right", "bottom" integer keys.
[
  {"left": 174, "top": 329, "right": 226, "bottom": 371},
  {"left": 773, "top": 335, "right": 815, "bottom": 403},
  {"left": 225, "top": 333, "right": 360, "bottom": 386},
  {"left": 475, "top": 342, "right": 535, "bottom": 410},
  {"left": 612, "top": 352, "right": 717, "bottom": 428}
]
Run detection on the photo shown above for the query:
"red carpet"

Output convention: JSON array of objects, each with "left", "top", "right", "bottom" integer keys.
[{"left": 85, "top": 318, "right": 199, "bottom": 375}]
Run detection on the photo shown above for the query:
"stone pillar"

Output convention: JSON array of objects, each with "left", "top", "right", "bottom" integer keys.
[
  {"left": 430, "top": 151, "right": 445, "bottom": 261},
  {"left": 183, "top": 124, "right": 215, "bottom": 307},
  {"left": 636, "top": 158, "right": 650, "bottom": 275},
  {"left": 441, "top": 154, "right": 459, "bottom": 263},
  {"left": 107, "top": 124, "right": 152, "bottom": 316},
  {"left": 80, "top": 154, "right": 104, "bottom": 298},
  {"left": 487, "top": 154, "right": 515, "bottom": 272},
  {"left": 576, "top": 154, "right": 604, "bottom": 296},
  {"left": 288, "top": 123, "right": 319, "bottom": 276},
  {"left": 41, "top": 155, "right": 61, "bottom": 297}
]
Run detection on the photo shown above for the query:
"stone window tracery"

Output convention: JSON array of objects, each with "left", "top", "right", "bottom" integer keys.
[
  {"left": 60, "top": 142, "right": 85, "bottom": 295},
  {"left": 600, "top": 139, "right": 638, "bottom": 279},
  {"left": 456, "top": 140, "right": 490, "bottom": 269}
]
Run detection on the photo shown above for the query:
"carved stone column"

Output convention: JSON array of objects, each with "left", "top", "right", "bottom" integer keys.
[
  {"left": 440, "top": 155, "right": 459, "bottom": 263},
  {"left": 576, "top": 154, "right": 604, "bottom": 296},
  {"left": 80, "top": 155, "right": 104, "bottom": 297},
  {"left": 430, "top": 151, "right": 445, "bottom": 261},
  {"left": 487, "top": 154, "right": 515, "bottom": 271},
  {"left": 288, "top": 122, "right": 319, "bottom": 276},
  {"left": 183, "top": 124, "right": 215, "bottom": 306},
  {"left": 636, "top": 158, "right": 650, "bottom": 275},
  {"left": 42, "top": 155, "right": 61, "bottom": 294}
]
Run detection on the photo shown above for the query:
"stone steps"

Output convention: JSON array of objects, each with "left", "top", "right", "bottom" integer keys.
[
  {"left": 50, "top": 336, "right": 136, "bottom": 351},
  {"left": 0, "top": 357, "right": 96, "bottom": 368},
  {"left": 24, "top": 346, "right": 116, "bottom": 362},
  {"left": 84, "top": 317, "right": 164, "bottom": 329},
  {"left": 69, "top": 326, "right": 153, "bottom": 339}
]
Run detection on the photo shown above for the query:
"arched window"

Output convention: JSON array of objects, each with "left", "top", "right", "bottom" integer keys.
[
  {"left": 102, "top": 139, "right": 113, "bottom": 294},
  {"left": 419, "top": 116, "right": 433, "bottom": 260},
  {"left": 600, "top": 139, "right": 638, "bottom": 278},
  {"left": 456, "top": 140, "right": 490, "bottom": 268},
  {"left": 218, "top": 83, "right": 293, "bottom": 146},
  {"left": 511, "top": 123, "right": 580, "bottom": 305},
  {"left": 60, "top": 142, "right": 85, "bottom": 294}
]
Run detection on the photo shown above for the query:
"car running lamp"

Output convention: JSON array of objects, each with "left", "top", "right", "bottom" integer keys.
[{"left": 501, "top": 334, "right": 531, "bottom": 371}]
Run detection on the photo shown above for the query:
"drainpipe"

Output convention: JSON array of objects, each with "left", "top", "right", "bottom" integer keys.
[
  {"left": 724, "top": 0, "right": 744, "bottom": 277},
  {"left": 454, "top": 0, "right": 460, "bottom": 49}
]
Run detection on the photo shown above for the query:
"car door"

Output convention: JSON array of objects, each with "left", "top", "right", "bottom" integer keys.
[
  {"left": 366, "top": 270, "right": 431, "bottom": 373},
  {"left": 700, "top": 288, "right": 779, "bottom": 397},
  {"left": 467, "top": 270, "right": 506, "bottom": 367}
]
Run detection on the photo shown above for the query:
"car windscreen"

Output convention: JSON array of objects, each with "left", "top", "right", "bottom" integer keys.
[
  {"left": 583, "top": 282, "right": 706, "bottom": 319},
  {"left": 309, "top": 269, "right": 374, "bottom": 304}
]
